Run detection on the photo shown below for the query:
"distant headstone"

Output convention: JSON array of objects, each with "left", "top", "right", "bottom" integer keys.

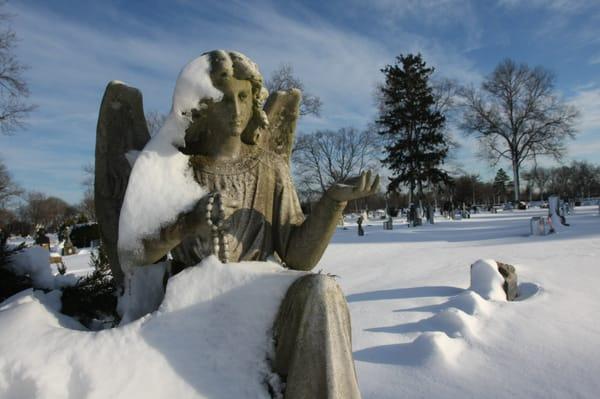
[
  {"left": 34, "top": 228, "right": 50, "bottom": 247},
  {"left": 548, "top": 195, "right": 569, "bottom": 230},
  {"left": 383, "top": 216, "right": 393, "bottom": 230},
  {"left": 408, "top": 203, "right": 422, "bottom": 227},
  {"left": 357, "top": 216, "right": 365, "bottom": 236},
  {"left": 63, "top": 241, "right": 77, "bottom": 256},
  {"left": 62, "top": 226, "right": 77, "bottom": 255},
  {"left": 425, "top": 205, "right": 434, "bottom": 224},
  {"left": 530, "top": 216, "right": 548, "bottom": 236}
]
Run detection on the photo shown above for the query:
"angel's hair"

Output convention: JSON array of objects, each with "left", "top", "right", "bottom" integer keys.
[{"left": 204, "top": 50, "right": 269, "bottom": 145}]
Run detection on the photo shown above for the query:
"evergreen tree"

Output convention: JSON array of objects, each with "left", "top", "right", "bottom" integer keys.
[
  {"left": 493, "top": 168, "right": 511, "bottom": 203},
  {"left": 61, "top": 243, "right": 119, "bottom": 329},
  {"left": 377, "top": 53, "right": 450, "bottom": 201}
]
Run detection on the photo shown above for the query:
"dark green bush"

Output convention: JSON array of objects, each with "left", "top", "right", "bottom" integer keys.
[{"left": 60, "top": 243, "right": 119, "bottom": 329}]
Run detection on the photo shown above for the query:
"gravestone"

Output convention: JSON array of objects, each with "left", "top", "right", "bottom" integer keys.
[
  {"left": 383, "top": 215, "right": 393, "bottom": 230},
  {"left": 548, "top": 195, "right": 569, "bottom": 231},
  {"left": 34, "top": 228, "right": 50, "bottom": 247},
  {"left": 530, "top": 216, "right": 548, "bottom": 236},
  {"left": 357, "top": 216, "right": 365, "bottom": 236},
  {"left": 425, "top": 204, "right": 435, "bottom": 224},
  {"left": 408, "top": 203, "right": 422, "bottom": 227}
]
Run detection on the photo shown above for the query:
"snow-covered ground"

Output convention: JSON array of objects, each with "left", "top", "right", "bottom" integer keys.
[
  {"left": 1, "top": 206, "right": 599, "bottom": 398},
  {"left": 325, "top": 206, "right": 600, "bottom": 398}
]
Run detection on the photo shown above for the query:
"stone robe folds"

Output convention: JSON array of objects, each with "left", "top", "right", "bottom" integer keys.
[
  {"left": 172, "top": 148, "right": 304, "bottom": 267},
  {"left": 172, "top": 147, "right": 361, "bottom": 399}
]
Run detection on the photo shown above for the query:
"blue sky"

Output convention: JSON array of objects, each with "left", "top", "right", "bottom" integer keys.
[{"left": 0, "top": 0, "right": 599, "bottom": 204}]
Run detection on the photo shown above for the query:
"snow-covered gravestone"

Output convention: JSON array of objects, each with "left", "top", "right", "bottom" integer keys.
[
  {"left": 470, "top": 259, "right": 518, "bottom": 301},
  {"left": 95, "top": 50, "right": 380, "bottom": 399}
]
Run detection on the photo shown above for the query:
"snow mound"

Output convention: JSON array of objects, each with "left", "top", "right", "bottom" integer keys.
[
  {"left": 0, "top": 257, "right": 304, "bottom": 399},
  {"left": 423, "top": 308, "right": 478, "bottom": 339},
  {"left": 469, "top": 259, "right": 507, "bottom": 301},
  {"left": 445, "top": 290, "right": 491, "bottom": 316},
  {"left": 410, "top": 331, "right": 466, "bottom": 366},
  {"left": 8, "top": 246, "right": 55, "bottom": 289},
  {"left": 118, "top": 53, "right": 221, "bottom": 262}
]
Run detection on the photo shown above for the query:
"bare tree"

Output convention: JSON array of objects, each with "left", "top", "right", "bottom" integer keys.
[
  {"left": 523, "top": 165, "right": 551, "bottom": 201},
  {"left": 265, "top": 63, "right": 322, "bottom": 117},
  {"left": 292, "top": 127, "right": 381, "bottom": 201},
  {"left": 570, "top": 161, "right": 597, "bottom": 199},
  {"left": 0, "top": 157, "right": 21, "bottom": 207},
  {"left": 460, "top": 59, "right": 578, "bottom": 201},
  {"left": 79, "top": 163, "right": 95, "bottom": 220},
  {"left": 0, "top": 7, "right": 35, "bottom": 135},
  {"left": 22, "top": 192, "right": 76, "bottom": 230}
]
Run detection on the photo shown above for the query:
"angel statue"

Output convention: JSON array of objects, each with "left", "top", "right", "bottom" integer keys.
[{"left": 95, "top": 50, "right": 378, "bottom": 399}]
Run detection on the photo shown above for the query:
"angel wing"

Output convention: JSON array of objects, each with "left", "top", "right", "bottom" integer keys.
[
  {"left": 95, "top": 81, "right": 151, "bottom": 287},
  {"left": 261, "top": 88, "right": 301, "bottom": 165}
]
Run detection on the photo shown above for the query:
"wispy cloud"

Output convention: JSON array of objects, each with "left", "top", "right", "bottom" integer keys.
[
  {"left": 497, "top": 0, "right": 595, "bottom": 13},
  {"left": 2, "top": 0, "right": 596, "bottom": 202},
  {"left": 568, "top": 88, "right": 600, "bottom": 132}
]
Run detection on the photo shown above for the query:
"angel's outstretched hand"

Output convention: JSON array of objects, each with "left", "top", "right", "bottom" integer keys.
[{"left": 326, "top": 171, "right": 380, "bottom": 203}]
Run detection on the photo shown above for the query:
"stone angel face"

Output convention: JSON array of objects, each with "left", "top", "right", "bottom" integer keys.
[{"left": 182, "top": 50, "right": 270, "bottom": 154}]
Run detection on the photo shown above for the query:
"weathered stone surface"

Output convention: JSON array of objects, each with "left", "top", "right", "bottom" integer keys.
[
  {"left": 497, "top": 261, "right": 519, "bottom": 301},
  {"left": 95, "top": 81, "right": 151, "bottom": 286},
  {"left": 273, "top": 274, "right": 361, "bottom": 399}
]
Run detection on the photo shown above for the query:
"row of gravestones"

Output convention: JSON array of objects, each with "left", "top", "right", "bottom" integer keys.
[{"left": 530, "top": 195, "right": 570, "bottom": 236}]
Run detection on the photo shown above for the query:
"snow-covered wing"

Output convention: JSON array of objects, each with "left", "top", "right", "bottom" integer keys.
[
  {"left": 262, "top": 88, "right": 301, "bottom": 165},
  {"left": 95, "top": 81, "right": 151, "bottom": 285}
]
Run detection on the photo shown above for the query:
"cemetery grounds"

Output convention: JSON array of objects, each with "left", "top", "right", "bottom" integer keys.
[{"left": 1, "top": 206, "right": 599, "bottom": 398}]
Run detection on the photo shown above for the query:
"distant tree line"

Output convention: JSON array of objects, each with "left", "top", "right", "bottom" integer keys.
[{"left": 435, "top": 160, "right": 600, "bottom": 208}]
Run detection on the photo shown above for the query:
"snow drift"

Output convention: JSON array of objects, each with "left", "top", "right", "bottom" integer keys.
[{"left": 0, "top": 257, "right": 303, "bottom": 399}]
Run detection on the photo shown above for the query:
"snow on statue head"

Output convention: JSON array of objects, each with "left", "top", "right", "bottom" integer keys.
[{"left": 178, "top": 50, "right": 269, "bottom": 148}]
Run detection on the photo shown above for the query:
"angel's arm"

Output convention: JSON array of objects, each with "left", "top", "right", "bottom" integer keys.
[{"left": 277, "top": 172, "right": 379, "bottom": 271}]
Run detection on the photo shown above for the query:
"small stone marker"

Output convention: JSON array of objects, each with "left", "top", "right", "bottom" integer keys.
[{"left": 496, "top": 261, "right": 519, "bottom": 301}]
